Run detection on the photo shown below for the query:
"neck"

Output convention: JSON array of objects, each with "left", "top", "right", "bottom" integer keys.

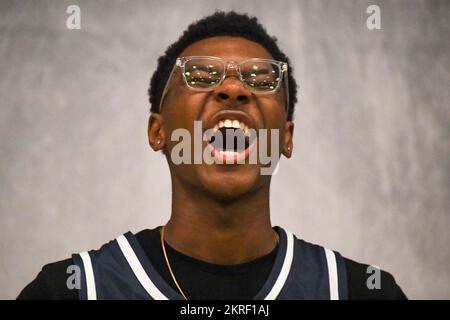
[{"left": 162, "top": 175, "right": 278, "bottom": 265}]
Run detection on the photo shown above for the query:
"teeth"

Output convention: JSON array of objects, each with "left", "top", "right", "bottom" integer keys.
[
  {"left": 216, "top": 119, "right": 249, "bottom": 131},
  {"left": 244, "top": 125, "right": 249, "bottom": 134}
]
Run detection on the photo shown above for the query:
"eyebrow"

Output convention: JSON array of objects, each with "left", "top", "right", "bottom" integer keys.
[
  {"left": 241, "top": 67, "right": 271, "bottom": 75},
  {"left": 190, "top": 64, "right": 220, "bottom": 72}
]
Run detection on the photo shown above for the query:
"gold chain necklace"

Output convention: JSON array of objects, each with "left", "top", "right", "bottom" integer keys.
[
  {"left": 160, "top": 226, "right": 188, "bottom": 300},
  {"left": 160, "top": 225, "right": 280, "bottom": 300}
]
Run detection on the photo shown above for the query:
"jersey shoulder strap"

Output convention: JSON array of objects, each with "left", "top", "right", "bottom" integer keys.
[
  {"left": 72, "top": 232, "right": 159, "bottom": 300},
  {"left": 278, "top": 234, "right": 348, "bottom": 300}
]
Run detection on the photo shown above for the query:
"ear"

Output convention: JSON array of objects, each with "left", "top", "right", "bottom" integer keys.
[
  {"left": 282, "top": 121, "right": 294, "bottom": 158},
  {"left": 148, "top": 113, "right": 166, "bottom": 151}
]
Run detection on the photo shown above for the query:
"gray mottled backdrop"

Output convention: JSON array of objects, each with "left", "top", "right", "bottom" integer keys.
[{"left": 0, "top": 0, "right": 449, "bottom": 299}]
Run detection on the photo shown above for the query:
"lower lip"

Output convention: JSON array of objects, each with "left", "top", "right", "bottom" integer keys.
[{"left": 207, "top": 142, "right": 256, "bottom": 164}]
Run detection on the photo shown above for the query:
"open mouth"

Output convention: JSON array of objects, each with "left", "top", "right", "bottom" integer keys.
[{"left": 207, "top": 118, "right": 256, "bottom": 163}]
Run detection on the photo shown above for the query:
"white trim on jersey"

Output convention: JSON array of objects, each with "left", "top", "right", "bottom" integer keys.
[
  {"left": 324, "top": 248, "right": 339, "bottom": 300},
  {"left": 116, "top": 234, "right": 169, "bottom": 300},
  {"left": 79, "top": 251, "right": 97, "bottom": 300},
  {"left": 264, "top": 230, "right": 295, "bottom": 300}
]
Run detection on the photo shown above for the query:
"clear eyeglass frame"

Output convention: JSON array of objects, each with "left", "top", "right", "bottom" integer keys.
[{"left": 158, "top": 55, "right": 290, "bottom": 112}]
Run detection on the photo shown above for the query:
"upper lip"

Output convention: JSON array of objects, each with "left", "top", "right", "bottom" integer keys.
[{"left": 204, "top": 109, "right": 256, "bottom": 133}]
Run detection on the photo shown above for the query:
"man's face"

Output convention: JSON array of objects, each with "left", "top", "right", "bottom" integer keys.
[{"left": 149, "top": 36, "right": 294, "bottom": 201}]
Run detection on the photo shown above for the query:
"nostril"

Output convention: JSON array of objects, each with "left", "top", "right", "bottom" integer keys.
[
  {"left": 218, "top": 93, "right": 228, "bottom": 100},
  {"left": 237, "top": 95, "right": 248, "bottom": 102}
]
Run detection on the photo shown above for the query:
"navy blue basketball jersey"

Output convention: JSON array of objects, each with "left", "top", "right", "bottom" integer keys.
[{"left": 72, "top": 227, "right": 348, "bottom": 300}]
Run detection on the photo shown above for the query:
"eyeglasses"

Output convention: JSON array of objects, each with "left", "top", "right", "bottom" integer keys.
[{"left": 159, "top": 56, "right": 289, "bottom": 111}]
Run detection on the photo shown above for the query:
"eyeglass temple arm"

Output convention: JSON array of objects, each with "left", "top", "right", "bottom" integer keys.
[
  {"left": 282, "top": 63, "right": 290, "bottom": 114},
  {"left": 158, "top": 59, "right": 182, "bottom": 112}
]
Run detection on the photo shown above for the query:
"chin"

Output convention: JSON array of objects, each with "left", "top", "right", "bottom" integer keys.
[{"left": 197, "top": 164, "right": 263, "bottom": 201}]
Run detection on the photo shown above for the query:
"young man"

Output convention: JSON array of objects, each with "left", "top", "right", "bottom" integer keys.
[{"left": 18, "top": 11, "right": 406, "bottom": 300}]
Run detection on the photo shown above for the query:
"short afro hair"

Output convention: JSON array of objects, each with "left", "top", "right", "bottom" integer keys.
[{"left": 148, "top": 11, "right": 298, "bottom": 121}]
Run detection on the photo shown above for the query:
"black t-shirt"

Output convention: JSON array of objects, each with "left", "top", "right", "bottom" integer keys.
[{"left": 17, "top": 228, "right": 407, "bottom": 300}]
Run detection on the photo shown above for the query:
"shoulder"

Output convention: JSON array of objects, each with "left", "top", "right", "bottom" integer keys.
[
  {"left": 343, "top": 257, "right": 407, "bottom": 300},
  {"left": 17, "top": 258, "right": 78, "bottom": 300},
  {"left": 289, "top": 232, "right": 407, "bottom": 300},
  {"left": 17, "top": 229, "right": 157, "bottom": 300}
]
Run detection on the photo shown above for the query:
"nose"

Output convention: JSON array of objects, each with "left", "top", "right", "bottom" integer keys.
[{"left": 213, "top": 74, "right": 251, "bottom": 105}]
